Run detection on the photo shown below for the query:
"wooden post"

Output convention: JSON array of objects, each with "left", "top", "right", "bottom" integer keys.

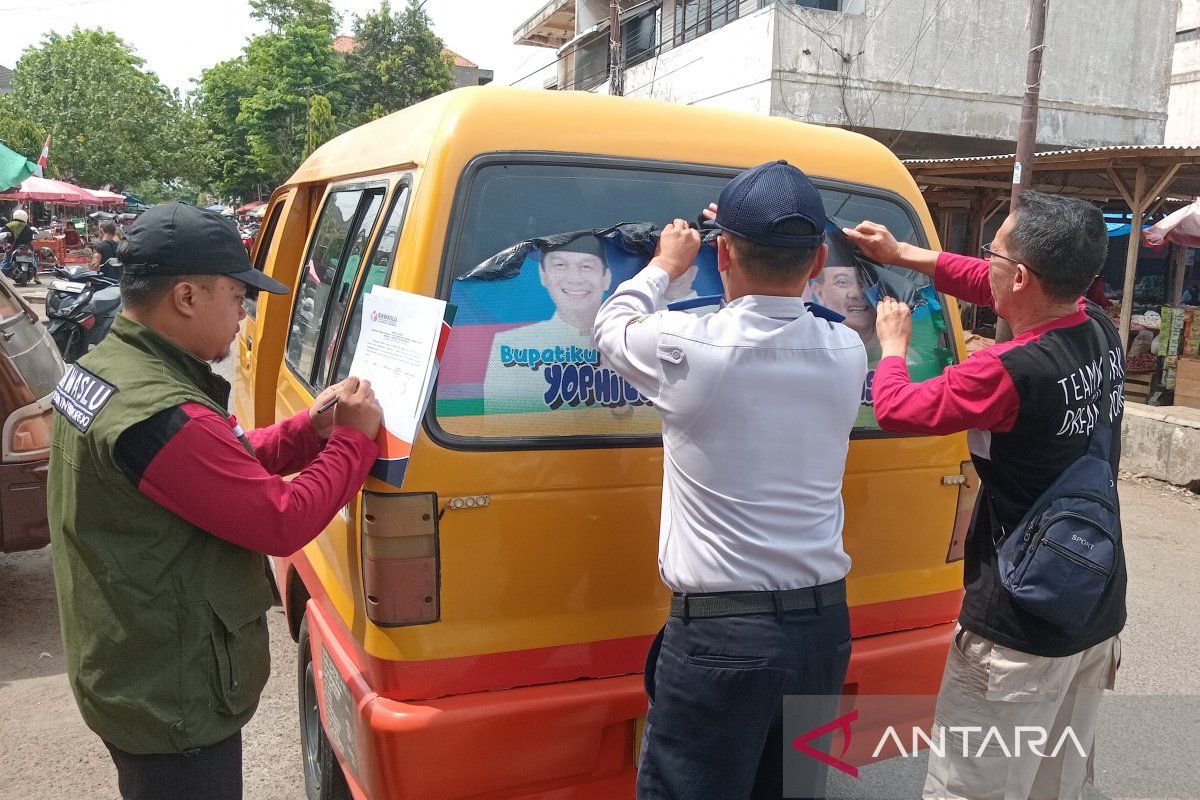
[
  {"left": 1117, "top": 166, "right": 1147, "bottom": 350},
  {"left": 609, "top": 0, "right": 624, "bottom": 96},
  {"left": 997, "top": 0, "right": 1050, "bottom": 343},
  {"left": 1010, "top": 0, "right": 1049, "bottom": 213},
  {"left": 968, "top": 198, "right": 986, "bottom": 255},
  {"left": 1172, "top": 243, "right": 1188, "bottom": 306}
]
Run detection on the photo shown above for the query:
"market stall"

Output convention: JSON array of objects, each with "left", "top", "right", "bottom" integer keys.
[{"left": 905, "top": 146, "right": 1200, "bottom": 406}]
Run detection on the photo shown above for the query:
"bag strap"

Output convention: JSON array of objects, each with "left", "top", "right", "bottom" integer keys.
[{"left": 1087, "top": 317, "right": 1115, "bottom": 461}]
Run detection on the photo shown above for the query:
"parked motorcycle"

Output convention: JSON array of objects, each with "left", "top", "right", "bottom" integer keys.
[
  {"left": 46, "top": 262, "right": 122, "bottom": 363},
  {"left": 8, "top": 244, "right": 39, "bottom": 286}
]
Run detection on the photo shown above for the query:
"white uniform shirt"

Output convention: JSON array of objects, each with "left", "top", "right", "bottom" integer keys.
[{"left": 594, "top": 266, "right": 867, "bottom": 593}]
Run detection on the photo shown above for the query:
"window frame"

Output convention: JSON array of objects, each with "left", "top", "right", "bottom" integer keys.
[
  {"left": 426, "top": 151, "right": 954, "bottom": 453},
  {"left": 792, "top": 0, "right": 842, "bottom": 10},
  {"left": 327, "top": 175, "right": 416, "bottom": 386},
  {"left": 284, "top": 178, "right": 390, "bottom": 393},
  {"left": 244, "top": 200, "right": 287, "bottom": 321},
  {"left": 675, "top": 0, "right": 740, "bottom": 47},
  {"left": 622, "top": 3, "right": 662, "bottom": 68}
]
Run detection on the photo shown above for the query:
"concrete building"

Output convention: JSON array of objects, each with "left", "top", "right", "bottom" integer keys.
[
  {"left": 332, "top": 36, "right": 493, "bottom": 88},
  {"left": 0, "top": 65, "right": 12, "bottom": 96},
  {"left": 1167, "top": 0, "right": 1200, "bottom": 144},
  {"left": 513, "top": 0, "right": 1176, "bottom": 158},
  {"left": 446, "top": 51, "right": 495, "bottom": 89}
]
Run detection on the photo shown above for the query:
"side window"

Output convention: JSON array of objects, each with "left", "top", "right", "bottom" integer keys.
[
  {"left": 244, "top": 201, "right": 286, "bottom": 320},
  {"left": 314, "top": 191, "right": 385, "bottom": 387},
  {"left": 284, "top": 188, "right": 385, "bottom": 386},
  {"left": 333, "top": 185, "right": 411, "bottom": 384}
]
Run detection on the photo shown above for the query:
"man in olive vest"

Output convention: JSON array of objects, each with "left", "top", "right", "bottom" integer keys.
[{"left": 48, "top": 202, "right": 382, "bottom": 800}]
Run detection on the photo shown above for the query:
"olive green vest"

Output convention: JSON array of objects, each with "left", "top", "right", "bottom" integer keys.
[{"left": 48, "top": 315, "right": 273, "bottom": 755}]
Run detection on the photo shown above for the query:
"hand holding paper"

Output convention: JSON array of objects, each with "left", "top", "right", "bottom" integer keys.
[
  {"left": 332, "top": 378, "right": 382, "bottom": 439},
  {"left": 347, "top": 287, "right": 454, "bottom": 487}
]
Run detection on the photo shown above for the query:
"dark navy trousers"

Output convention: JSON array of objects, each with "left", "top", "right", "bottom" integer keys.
[
  {"left": 637, "top": 598, "right": 851, "bottom": 800},
  {"left": 105, "top": 731, "right": 242, "bottom": 800}
]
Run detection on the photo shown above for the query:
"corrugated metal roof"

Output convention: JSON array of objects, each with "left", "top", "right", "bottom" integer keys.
[{"left": 904, "top": 145, "right": 1200, "bottom": 167}]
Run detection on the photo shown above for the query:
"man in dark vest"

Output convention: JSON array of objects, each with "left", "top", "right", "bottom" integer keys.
[
  {"left": 48, "top": 202, "right": 382, "bottom": 800},
  {"left": 847, "top": 192, "right": 1125, "bottom": 800}
]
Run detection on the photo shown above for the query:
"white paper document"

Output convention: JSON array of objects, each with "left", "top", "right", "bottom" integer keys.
[{"left": 347, "top": 286, "right": 450, "bottom": 487}]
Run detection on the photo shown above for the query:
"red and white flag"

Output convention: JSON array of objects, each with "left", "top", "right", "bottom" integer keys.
[{"left": 37, "top": 135, "right": 50, "bottom": 170}]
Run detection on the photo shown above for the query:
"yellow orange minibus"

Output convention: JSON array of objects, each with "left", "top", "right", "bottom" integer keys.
[{"left": 235, "top": 86, "right": 977, "bottom": 800}]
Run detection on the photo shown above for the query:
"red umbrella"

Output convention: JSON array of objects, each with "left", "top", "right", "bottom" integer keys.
[
  {"left": 1145, "top": 198, "right": 1200, "bottom": 248},
  {"left": 0, "top": 175, "right": 83, "bottom": 202},
  {"left": 53, "top": 181, "right": 105, "bottom": 206},
  {"left": 236, "top": 200, "right": 265, "bottom": 214},
  {"left": 90, "top": 188, "right": 127, "bottom": 206}
]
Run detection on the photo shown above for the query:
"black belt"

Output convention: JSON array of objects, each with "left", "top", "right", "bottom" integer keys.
[{"left": 669, "top": 580, "right": 846, "bottom": 620}]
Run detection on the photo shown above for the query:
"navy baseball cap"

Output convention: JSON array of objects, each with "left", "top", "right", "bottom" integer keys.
[
  {"left": 708, "top": 160, "right": 826, "bottom": 248},
  {"left": 119, "top": 202, "right": 289, "bottom": 294}
]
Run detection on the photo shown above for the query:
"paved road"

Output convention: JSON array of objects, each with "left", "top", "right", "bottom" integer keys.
[
  {"left": 12, "top": 281, "right": 47, "bottom": 322},
  {"left": 1, "top": 335, "right": 1196, "bottom": 800}
]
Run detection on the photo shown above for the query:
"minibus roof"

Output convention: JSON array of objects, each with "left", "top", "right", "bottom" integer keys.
[{"left": 287, "top": 86, "right": 926, "bottom": 217}]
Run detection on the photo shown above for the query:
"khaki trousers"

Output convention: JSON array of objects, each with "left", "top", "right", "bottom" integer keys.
[{"left": 923, "top": 626, "right": 1121, "bottom": 800}]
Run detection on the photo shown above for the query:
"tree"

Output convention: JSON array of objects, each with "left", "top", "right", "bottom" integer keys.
[
  {"left": 249, "top": 0, "right": 339, "bottom": 32},
  {"left": 6, "top": 28, "right": 199, "bottom": 189},
  {"left": 195, "top": 9, "right": 346, "bottom": 195},
  {"left": 305, "top": 94, "right": 337, "bottom": 157},
  {"left": 346, "top": 0, "right": 453, "bottom": 123},
  {"left": 194, "top": 56, "right": 270, "bottom": 199},
  {"left": 238, "top": 21, "right": 347, "bottom": 186},
  {"left": 0, "top": 96, "right": 46, "bottom": 161}
]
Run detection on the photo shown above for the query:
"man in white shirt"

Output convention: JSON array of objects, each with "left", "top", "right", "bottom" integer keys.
[{"left": 595, "top": 161, "right": 867, "bottom": 800}]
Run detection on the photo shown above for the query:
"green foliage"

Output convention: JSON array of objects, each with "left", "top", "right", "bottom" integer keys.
[
  {"left": 305, "top": 95, "right": 338, "bottom": 157},
  {"left": 249, "top": 0, "right": 339, "bottom": 31},
  {"left": 195, "top": 5, "right": 348, "bottom": 196},
  {"left": 194, "top": 56, "right": 269, "bottom": 199},
  {"left": 347, "top": 0, "right": 453, "bottom": 123},
  {"left": 0, "top": 1, "right": 460, "bottom": 203},
  {"left": 0, "top": 96, "right": 46, "bottom": 160},
  {"left": 5, "top": 28, "right": 203, "bottom": 189},
  {"left": 128, "top": 176, "right": 205, "bottom": 205}
]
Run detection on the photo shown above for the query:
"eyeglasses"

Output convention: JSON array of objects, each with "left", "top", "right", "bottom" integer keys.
[{"left": 980, "top": 242, "right": 1041, "bottom": 277}]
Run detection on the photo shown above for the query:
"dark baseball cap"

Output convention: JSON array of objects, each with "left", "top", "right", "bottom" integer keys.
[
  {"left": 542, "top": 233, "right": 608, "bottom": 266},
  {"left": 118, "top": 202, "right": 289, "bottom": 294},
  {"left": 707, "top": 160, "right": 826, "bottom": 248}
]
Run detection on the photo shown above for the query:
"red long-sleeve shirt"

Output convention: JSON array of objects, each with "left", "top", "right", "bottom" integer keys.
[
  {"left": 873, "top": 250, "right": 1128, "bottom": 658},
  {"left": 873, "top": 252, "right": 1024, "bottom": 436},
  {"left": 113, "top": 404, "right": 377, "bottom": 557}
]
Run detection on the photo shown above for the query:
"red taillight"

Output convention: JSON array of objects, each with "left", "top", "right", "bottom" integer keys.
[
  {"left": 79, "top": 314, "right": 96, "bottom": 330},
  {"left": 944, "top": 460, "right": 980, "bottom": 562},
  {"left": 361, "top": 491, "right": 439, "bottom": 626}
]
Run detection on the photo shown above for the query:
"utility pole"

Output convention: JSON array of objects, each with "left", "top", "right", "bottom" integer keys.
[
  {"left": 997, "top": 0, "right": 1049, "bottom": 343},
  {"left": 609, "top": 0, "right": 624, "bottom": 96}
]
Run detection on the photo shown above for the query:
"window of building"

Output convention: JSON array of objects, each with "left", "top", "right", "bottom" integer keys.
[
  {"left": 573, "top": 32, "right": 610, "bottom": 90},
  {"left": 622, "top": 4, "right": 661, "bottom": 67},
  {"left": 676, "top": 0, "right": 740, "bottom": 46},
  {"left": 762, "top": 0, "right": 844, "bottom": 9}
]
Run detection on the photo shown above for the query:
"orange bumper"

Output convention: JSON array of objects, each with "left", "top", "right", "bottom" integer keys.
[{"left": 307, "top": 603, "right": 954, "bottom": 800}]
